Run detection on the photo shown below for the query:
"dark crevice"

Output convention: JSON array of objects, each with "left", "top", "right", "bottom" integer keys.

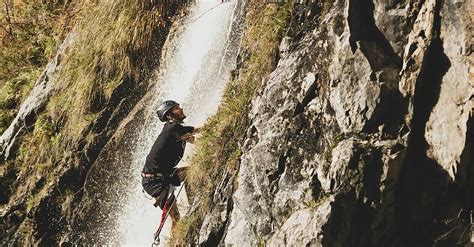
[
  {"left": 330, "top": 178, "right": 335, "bottom": 191},
  {"left": 457, "top": 115, "right": 474, "bottom": 210},
  {"left": 362, "top": 149, "right": 383, "bottom": 204},
  {"left": 294, "top": 116, "right": 307, "bottom": 136},
  {"left": 432, "top": 116, "right": 474, "bottom": 245},
  {"left": 363, "top": 88, "right": 407, "bottom": 136},
  {"left": 219, "top": 198, "right": 234, "bottom": 245},
  {"left": 268, "top": 150, "right": 290, "bottom": 194},
  {"left": 294, "top": 102, "right": 304, "bottom": 117},
  {"left": 0, "top": 166, "right": 18, "bottom": 205},
  {"left": 348, "top": 0, "right": 402, "bottom": 70},
  {"left": 267, "top": 154, "right": 287, "bottom": 182},
  {"left": 347, "top": 148, "right": 362, "bottom": 170},
  {"left": 394, "top": 1, "right": 460, "bottom": 245},
  {"left": 321, "top": 192, "right": 374, "bottom": 247},
  {"left": 310, "top": 172, "right": 323, "bottom": 201},
  {"left": 294, "top": 77, "right": 319, "bottom": 116},
  {"left": 249, "top": 125, "right": 258, "bottom": 137},
  {"left": 301, "top": 77, "right": 319, "bottom": 107},
  {"left": 348, "top": 0, "right": 408, "bottom": 136},
  {"left": 31, "top": 188, "right": 66, "bottom": 246},
  {"left": 201, "top": 198, "right": 234, "bottom": 247}
]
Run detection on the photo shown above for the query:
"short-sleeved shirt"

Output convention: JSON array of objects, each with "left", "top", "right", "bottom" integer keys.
[{"left": 142, "top": 122, "right": 194, "bottom": 174}]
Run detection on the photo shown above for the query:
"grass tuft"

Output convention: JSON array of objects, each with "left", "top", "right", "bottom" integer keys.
[{"left": 322, "top": 133, "right": 344, "bottom": 174}]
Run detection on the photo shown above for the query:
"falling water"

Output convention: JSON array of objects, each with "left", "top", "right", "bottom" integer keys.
[{"left": 111, "top": 0, "right": 243, "bottom": 245}]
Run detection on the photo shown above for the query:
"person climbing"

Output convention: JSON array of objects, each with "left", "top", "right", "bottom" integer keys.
[{"left": 141, "top": 100, "right": 199, "bottom": 236}]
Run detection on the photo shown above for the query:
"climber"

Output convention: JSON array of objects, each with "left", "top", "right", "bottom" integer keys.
[{"left": 141, "top": 100, "right": 199, "bottom": 233}]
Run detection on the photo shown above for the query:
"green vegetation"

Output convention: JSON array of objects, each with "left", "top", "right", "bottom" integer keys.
[
  {"left": 304, "top": 199, "right": 318, "bottom": 208},
  {"left": 49, "top": 0, "right": 178, "bottom": 141},
  {"left": 1, "top": 1, "right": 187, "bottom": 242},
  {"left": 11, "top": 0, "right": 181, "bottom": 185},
  {"left": 257, "top": 236, "right": 266, "bottom": 247},
  {"left": 2, "top": 0, "right": 184, "bottom": 166},
  {"left": 0, "top": 1, "right": 74, "bottom": 133},
  {"left": 169, "top": 210, "right": 200, "bottom": 243},
  {"left": 0, "top": 69, "right": 39, "bottom": 132},
  {"left": 322, "top": 133, "right": 344, "bottom": 174},
  {"left": 304, "top": 196, "right": 327, "bottom": 209},
  {"left": 169, "top": 1, "right": 293, "bottom": 245},
  {"left": 25, "top": 184, "right": 48, "bottom": 212}
]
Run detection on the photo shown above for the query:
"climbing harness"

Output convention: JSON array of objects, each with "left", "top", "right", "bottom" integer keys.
[{"left": 151, "top": 180, "right": 186, "bottom": 247}]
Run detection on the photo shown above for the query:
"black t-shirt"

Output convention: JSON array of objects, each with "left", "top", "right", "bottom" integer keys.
[{"left": 142, "top": 122, "right": 194, "bottom": 174}]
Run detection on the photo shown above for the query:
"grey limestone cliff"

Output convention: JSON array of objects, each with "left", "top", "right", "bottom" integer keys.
[{"left": 197, "top": 0, "right": 473, "bottom": 246}]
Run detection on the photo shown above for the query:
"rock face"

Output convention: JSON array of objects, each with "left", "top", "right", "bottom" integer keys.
[
  {"left": 198, "top": 0, "right": 473, "bottom": 246},
  {"left": 1, "top": 0, "right": 471, "bottom": 245}
]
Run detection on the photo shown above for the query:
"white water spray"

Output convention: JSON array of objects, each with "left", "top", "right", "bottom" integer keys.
[{"left": 114, "top": 1, "right": 241, "bottom": 245}]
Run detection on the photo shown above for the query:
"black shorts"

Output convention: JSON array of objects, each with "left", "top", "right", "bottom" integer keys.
[
  {"left": 142, "top": 176, "right": 168, "bottom": 197},
  {"left": 141, "top": 167, "right": 188, "bottom": 207},
  {"left": 142, "top": 176, "right": 170, "bottom": 208}
]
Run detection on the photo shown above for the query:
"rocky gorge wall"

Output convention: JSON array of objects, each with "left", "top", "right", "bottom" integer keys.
[
  {"left": 194, "top": 0, "right": 473, "bottom": 246},
  {"left": 1, "top": 0, "right": 472, "bottom": 246}
]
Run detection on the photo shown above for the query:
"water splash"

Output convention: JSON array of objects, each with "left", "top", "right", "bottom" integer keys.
[{"left": 114, "top": 0, "right": 242, "bottom": 245}]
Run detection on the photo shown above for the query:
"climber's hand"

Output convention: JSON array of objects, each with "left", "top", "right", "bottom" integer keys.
[{"left": 179, "top": 133, "right": 195, "bottom": 143}]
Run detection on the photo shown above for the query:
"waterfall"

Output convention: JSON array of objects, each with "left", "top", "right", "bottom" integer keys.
[{"left": 108, "top": 0, "right": 244, "bottom": 245}]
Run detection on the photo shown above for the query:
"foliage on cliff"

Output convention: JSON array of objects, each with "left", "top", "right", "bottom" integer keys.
[
  {"left": 1, "top": 1, "right": 189, "bottom": 244},
  {"left": 0, "top": 1, "right": 76, "bottom": 134},
  {"left": 15, "top": 0, "right": 177, "bottom": 193},
  {"left": 169, "top": 1, "right": 292, "bottom": 245}
]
